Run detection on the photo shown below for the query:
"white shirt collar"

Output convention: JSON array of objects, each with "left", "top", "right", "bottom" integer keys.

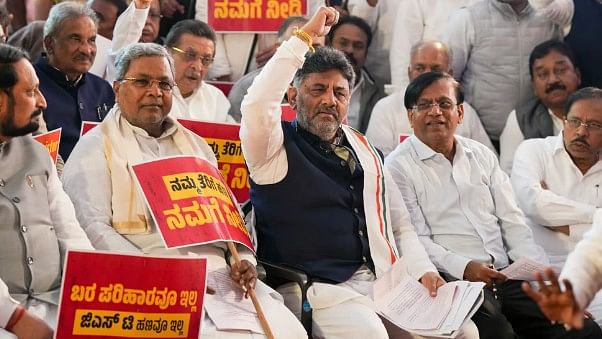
[{"left": 410, "top": 134, "right": 473, "bottom": 161}]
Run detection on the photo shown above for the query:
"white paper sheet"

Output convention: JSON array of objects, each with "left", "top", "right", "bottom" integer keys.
[
  {"left": 203, "top": 269, "right": 264, "bottom": 334},
  {"left": 500, "top": 257, "right": 550, "bottom": 281}
]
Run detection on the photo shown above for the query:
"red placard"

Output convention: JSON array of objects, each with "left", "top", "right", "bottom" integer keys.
[
  {"left": 33, "top": 128, "right": 61, "bottom": 164},
  {"left": 56, "top": 250, "right": 206, "bottom": 339},
  {"left": 280, "top": 104, "right": 296, "bottom": 122},
  {"left": 399, "top": 133, "right": 410, "bottom": 144},
  {"left": 178, "top": 119, "right": 249, "bottom": 203},
  {"left": 81, "top": 121, "right": 101, "bottom": 136},
  {"left": 206, "top": 81, "right": 234, "bottom": 97},
  {"left": 132, "top": 156, "right": 254, "bottom": 251},
  {"left": 207, "top": 0, "right": 307, "bottom": 33}
]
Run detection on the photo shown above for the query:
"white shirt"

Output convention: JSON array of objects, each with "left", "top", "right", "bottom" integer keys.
[
  {"left": 0, "top": 279, "right": 17, "bottom": 329},
  {"left": 389, "top": 0, "right": 481, "bottom": 89},
  {"left": 348, "top": 0, "right": 400, "bottom": 85},
  {"left": 240, "top": 37, "right": 436, "bottom": 280},
  {"left": 347, "top": 71, "right": 364, "bottom": 130},
  {"left": 511, "top": 134, "right": 602, "bottom": 270},
  {"left": 365, "top": 90, "right": 495, "bottom": 156},
  {"left": 171, "top": 82, "right": 234, "bottom": 123},
  {"left": 385, "top": 135, "right": 548, "bottom": 279},
  {"left": 106, "top": 1, "right": 148, "bottom": 83},
  {"left": 499, "top": 109, "right": 564, "bottom": 174},
  {"left": 561, "top": 209, "right": 602, "bottom": 310}
]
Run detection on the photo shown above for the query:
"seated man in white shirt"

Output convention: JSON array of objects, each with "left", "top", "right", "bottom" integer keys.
[
  {"left": 0, "top": 44, "right": 94, "bottom": 329},
  {"left": 524, "top": 210, "right": 602, "bottom": 331},
  {"left": 0, "top": 278, "right": 52, "bottom": 339},
  {"left": 384, "top": 71, "right": 602, "bottom": 339},
  {"left": 511, "top": 87, "right": 602, "bottom": 324},
  {"left": 500, "top": 40, "right": 581, "bottom": 174},
  {"left": 61, "top": 42, "right": 307, "bottom": 339},
  {"left": 240, "top": 7, "right": 479, "bottom": 339},
  {"left": 109, "top": 0, "right": 232, "bottom": 122},
  {"left": 365, "top": 40, "right": 493, "bottom": 156}
]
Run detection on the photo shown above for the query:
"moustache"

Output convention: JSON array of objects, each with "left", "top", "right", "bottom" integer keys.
[
  {"left": 314, "top": 105, "right": 338, "bottom": 116},
  {"left": 31, "top": 109, "right": 42, "bottom": 118},
  {"left": 74, "top": 53, "right": 93, "bottom": 63},
  {"left": 184, "top": 70, "right": 202, "bottom": 80},
  {"left": 571, "top": 137, "right": 590, "bottom": 148},
  {"left": 545, "top": 82, "right": 566, "bottom": 94}
]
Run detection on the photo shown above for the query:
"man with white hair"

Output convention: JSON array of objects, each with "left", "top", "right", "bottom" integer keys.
[
  {"left": 62, "top": 42, "right": 307, "bottom": 339},
  {"left": 35, "top": 1, "right": 114, "bottom": 160}
]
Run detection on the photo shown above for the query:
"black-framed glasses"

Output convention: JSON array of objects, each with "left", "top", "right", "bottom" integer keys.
[
  {"left": 564, "top": 118, "right": 602, "bottom": 133},
  {"left": 412, "top": 100, "right": 456, "bottom": 113},
  {"left": 170, "top": 47, "right": 214, "bottom": 66},
  {"left": 120, "top": 77, "right": 175, "bottom": 92}
]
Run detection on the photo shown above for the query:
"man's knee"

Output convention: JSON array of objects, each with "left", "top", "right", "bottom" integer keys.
[
  {"left": 472, "top": 299, "right": 515, "bottom": 339},
  {"left": 312, "top": 303, "right": 388, "bottom": 339}
]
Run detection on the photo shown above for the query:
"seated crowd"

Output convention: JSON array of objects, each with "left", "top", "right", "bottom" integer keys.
[{"left": 1, "top": 0, "right": 602, "bottom": 338}]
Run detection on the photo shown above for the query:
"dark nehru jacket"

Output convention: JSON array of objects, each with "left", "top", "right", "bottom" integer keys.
[
  {"left": 34, "top": 57, "right": 114, "bottom": 160},
  {"left": 251, "top": 121, "right": 374, "bottom": 284},
  {"left": 565, "top": 0, "right": 602, "bottom": 88}
]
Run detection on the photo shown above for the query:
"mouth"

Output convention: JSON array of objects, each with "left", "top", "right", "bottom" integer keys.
[
  {"left": 141, "top": 104, "right": 162, "bottom": 110},
  {"left": 571, "top": 140, "right": 590, "bottom": 149}
]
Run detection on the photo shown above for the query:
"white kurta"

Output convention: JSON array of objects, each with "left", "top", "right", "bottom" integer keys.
[
  {"left": 62, "top": 113, "right": 306, "bottom": 339},
  {"left": 171, "top": 83, "right": 234, "bottom": 123},
  {"left": 365, "top": 90, "right": 495, "bottom": 157}
]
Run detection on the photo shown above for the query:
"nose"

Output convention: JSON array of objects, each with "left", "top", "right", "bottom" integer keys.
[
  {"left": 36, "top": 89, "right": 47, "bottom": 110},
  {"left": 321, "top": 89, "right": 337, "bottom": 107},
  {"left": 426, "top": 103, "right": 443, "bottom": 116},
  {"left": 147, "top": 82, "right": 163, "bottom": 97}
]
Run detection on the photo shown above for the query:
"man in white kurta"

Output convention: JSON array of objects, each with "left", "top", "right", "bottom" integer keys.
[
  {"left": 366, "top": 40, "right": 493, "bottom": 156},
  {"left": 240, "top": 7, "right": 478, "bottom": 339},
  {"left": 511, "top": 87, "right": 602, "bottom": 324},
  {"left": 62, "top": 43, "right": 306, "bottom": 339},
  {"left": 385, "top": 71, "right": 602, "bottom": 338}
]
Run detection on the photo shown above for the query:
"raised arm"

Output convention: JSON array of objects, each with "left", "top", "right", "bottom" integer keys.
[{"left": 240, "top": 7, "right": 339, "bottom": 184}]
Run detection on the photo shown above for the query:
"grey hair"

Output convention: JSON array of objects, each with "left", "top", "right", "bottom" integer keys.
[
  {"left": 409, "top": 40, "right": 453, "bottom": 64},
  {"left": 114, "top": 43, "right": 175, "bottom": 80},
  {"left": 43, "top": 2, "right": 98, "bottom": 39},
  {"left": 293, "top": 47, "right": 355, "bottom": 89}
]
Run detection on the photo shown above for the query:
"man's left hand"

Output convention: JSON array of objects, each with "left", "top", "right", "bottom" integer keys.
[
  {"left": 420, "top": 272, "right": 445, "bottom": 297},
  {"left": 230, "top": 260, "right": 257, "bottom": 298}
]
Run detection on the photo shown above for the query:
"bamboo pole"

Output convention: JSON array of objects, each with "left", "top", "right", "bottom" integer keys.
[{"left": 227, "top": 242, "right": 275, "bottom": 339}]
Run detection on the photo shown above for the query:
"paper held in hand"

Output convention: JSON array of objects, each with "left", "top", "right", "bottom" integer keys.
[
  {"left": 499, "top": 257, "right": 551, "bottom": 281},
  {"left": 372, "top": 259, "right": 484, "bottom": 338}
]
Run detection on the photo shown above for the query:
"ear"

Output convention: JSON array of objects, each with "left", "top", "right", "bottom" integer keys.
[
  {"left": 457, "top": 103, "right": 465, "bottom": 125},
  {"left": 43, "top": 36, "right": 54, "bottom": 55},
  {"left": 407, "top": 66, "right": 411, "bottom": 80},
  {"left": 113, "top": 80, "right": 121, "bottom": 101},
  {"left": 407, "top": 107, "right": 415, "bottom": 129},
  {"left": 287, "top": 85, "right": 298, "bottom": 109}
]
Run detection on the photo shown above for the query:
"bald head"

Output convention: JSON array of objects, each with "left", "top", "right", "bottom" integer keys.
[{"left": 408, "top": 41, "right": 452, "bottom": 81}]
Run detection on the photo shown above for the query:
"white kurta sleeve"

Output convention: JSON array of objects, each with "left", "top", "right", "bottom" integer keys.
[
  {"left": 0, "top": 279, "right": 17, "bottom": 329},
  {"left": 62, "top": 132, "right": 141, "bottom": 253},
  {"left": 47, "top": 156, "right": 94, "bottom": 259},
  {"left": 529, "top": 0, "right": 574, "bottom": 31},
  {"left": 106, "top": 2, "right": 149, "bottom": 83},
  {"left": 239, "top": 37, "right": 308, "bottom": 185},
  {"left": 560, "top": 210, "right": 602, "bottom": 310},
  {"left": 444, "top": 7, "right": 475, "bottom": 83},
  {"left": 511, "top": 140, "right": 596, "bottom": 227}
]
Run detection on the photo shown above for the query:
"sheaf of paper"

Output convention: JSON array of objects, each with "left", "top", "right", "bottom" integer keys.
[
  {"left": 375, "top": 273, "right": 456, "bottom": 330},
  {"left": 500, "top": 257, "right": 549, "bottom": 281},
  {"left": 203, "top": 269, "right": 264, "bottom": 334}
]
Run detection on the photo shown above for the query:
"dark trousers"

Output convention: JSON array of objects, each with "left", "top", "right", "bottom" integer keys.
[{"left": 472, "top": 280, "right": 602, "bottom": 339}]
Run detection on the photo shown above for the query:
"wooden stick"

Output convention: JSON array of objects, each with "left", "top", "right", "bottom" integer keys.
[{"left": 227, "top": 242, "right": 275, "bottom": 339}]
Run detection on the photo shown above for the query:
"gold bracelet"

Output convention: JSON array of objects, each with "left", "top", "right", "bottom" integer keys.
[{"left": 292, "top": 27, "right": 315, "bottom": 53}]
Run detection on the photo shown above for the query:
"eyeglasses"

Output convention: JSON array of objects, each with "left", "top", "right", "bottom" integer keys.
[
  {"left": 564, "top": 118, "right": 602, "bottom": 132},
  {"left": 170, "top": 47, "right": 214, "bottom": 66},
  {"left": 148, "top": 11, "right": 163, "bottom": 21},
  {"left": 412, "top": 100, "right": 456, "bottom": 113},
  {"left": 120, "top": 77, "right": 175, "bottom": 92}
]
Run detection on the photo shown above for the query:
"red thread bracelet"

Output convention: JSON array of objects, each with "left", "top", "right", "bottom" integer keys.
[{"left": 5, "top": 306, "right": 25, "bottom": 332}]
